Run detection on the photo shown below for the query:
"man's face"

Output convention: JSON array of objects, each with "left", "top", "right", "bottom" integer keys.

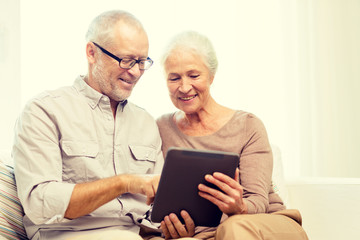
[{"left": 91, "top": 23, "right": 149, "bottom": 102}]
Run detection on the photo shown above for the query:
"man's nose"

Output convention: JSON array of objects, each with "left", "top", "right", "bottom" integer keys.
[{"left": 127, "top": 62, "right": 142, "bottom": 77}]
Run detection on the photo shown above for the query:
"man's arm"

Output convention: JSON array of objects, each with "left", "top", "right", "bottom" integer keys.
[{"left": 64, "top": 174, "right": 160, "bottom": 219}]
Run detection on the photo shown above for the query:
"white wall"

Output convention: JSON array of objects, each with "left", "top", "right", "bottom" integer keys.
[
  {"left": 18, "top": 0, "right": 302, "bottom": 177},
  {"left": 1, "top": 0, "right": 359, "bottom": 178},
  {"left": 0, "top": 0, "right": 21, "bottom": 151},
  {"left": 297, "top": 0, "right": 360, "bottom": 177}
]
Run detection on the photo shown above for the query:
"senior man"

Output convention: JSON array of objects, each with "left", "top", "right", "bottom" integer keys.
[{"left": 13, "top": 10, "right": 163, "bottom": 240}]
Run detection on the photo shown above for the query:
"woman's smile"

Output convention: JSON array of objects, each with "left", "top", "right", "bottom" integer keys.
[{"left": 178, "top": 94, "right": 198, "bottom": 101}]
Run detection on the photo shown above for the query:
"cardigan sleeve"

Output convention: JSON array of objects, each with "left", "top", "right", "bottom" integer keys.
[{"left": 239, "top": 114, "right": 273, "bottom": 214}]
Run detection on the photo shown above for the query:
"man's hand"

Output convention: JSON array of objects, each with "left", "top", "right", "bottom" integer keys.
[
  {"left": 160, "top": 210, "right": 195, "bottom": 239},
  {"left": 125, "top": 175, "right": 160, "bottom": 205},
  {"left": 65, "top": 174, "right": 161, "bottom": 219}
]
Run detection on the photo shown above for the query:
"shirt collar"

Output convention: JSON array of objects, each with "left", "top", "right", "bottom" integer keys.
[{"left": 73, "top": 75, "right": 128, "bottom": 110}]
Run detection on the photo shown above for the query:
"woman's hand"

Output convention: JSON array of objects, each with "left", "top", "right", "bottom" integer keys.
[
  {"left": 198, "top": 168, "right": 248, "bottom": 216},
  {"left": 160, "top": 210, "right": 195, "bottom": 239}
]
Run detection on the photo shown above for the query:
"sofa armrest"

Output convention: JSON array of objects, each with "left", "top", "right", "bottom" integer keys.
[{"left": 286, "top": 177, "right": 360, "bottom": 240}]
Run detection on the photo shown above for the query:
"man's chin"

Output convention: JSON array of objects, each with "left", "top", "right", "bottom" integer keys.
[{"left": 111, "top": 91, "right": 132, "bottom": 102}]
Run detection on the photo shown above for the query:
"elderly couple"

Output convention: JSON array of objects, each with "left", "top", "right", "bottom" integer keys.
[{"left": 13, "top": 10, "right": 308, "bottom": 240}]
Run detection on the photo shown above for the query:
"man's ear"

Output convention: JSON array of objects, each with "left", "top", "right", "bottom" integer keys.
[{"left": 86, "top": 42, "right": 96, "bottom": 64}]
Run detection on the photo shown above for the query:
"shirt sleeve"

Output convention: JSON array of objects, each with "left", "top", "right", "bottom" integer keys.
[
  {"left": 239, "top": 114, "right": 273, "bottom": 214},
  {"left": 13, "top": 96, "right": 75, "bottom": 225}
]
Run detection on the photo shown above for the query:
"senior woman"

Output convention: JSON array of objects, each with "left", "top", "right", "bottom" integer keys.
[{"left": 153, "top": 31, "right": 308, "bottom": 240}]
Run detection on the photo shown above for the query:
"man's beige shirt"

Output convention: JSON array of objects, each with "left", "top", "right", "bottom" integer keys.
[{"left": 13, "top": 76, "right": 163, "bottom": 239}]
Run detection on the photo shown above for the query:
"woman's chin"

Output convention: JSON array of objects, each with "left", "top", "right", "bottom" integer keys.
[{"left": 179, "top": 106, "right": 199, "bottom": 115}]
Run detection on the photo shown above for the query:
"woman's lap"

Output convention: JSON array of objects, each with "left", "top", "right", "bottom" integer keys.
[{"left": 145, "top": 209, "right": 308, "bottom": 240}]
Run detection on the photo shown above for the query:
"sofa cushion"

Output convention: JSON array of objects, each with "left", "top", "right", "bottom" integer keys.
[{"left": 0, "top": 152, "right": 27, "bottom": 240}]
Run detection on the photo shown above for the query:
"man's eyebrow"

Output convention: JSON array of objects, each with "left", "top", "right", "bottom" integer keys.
[{"left": 121, "top": 55, "right": 149, "bottom": 60}]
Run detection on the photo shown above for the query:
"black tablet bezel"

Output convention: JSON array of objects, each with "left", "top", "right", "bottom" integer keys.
[{"left": 150, "top": 147, "right": 239, "bottom": 227}]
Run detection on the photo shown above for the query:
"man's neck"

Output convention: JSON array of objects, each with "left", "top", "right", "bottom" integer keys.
[{"left": 110, "top": 99, "right": 119, "bottom": 118}]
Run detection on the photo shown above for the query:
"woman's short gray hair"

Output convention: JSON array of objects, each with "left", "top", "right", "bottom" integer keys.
[
  {"left": 85, "top": 10, "right": 144, "bottom": 47},
  {"left": 161, "top": 31, "right": 218, "bottom": 76}
]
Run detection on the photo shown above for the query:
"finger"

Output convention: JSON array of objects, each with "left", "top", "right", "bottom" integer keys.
[
  {"left": 181, "top": 210, "right": 195, "bottom": 236},
  {"left": 235, "top": 168, "right": 240, "bottom": 183},
  {"left": 164, "top": 215, "right": 180, "bottom": 238},
  {"left": 199, "top": 191, "right": 229, "bottom": 210},
  {"left": 198, "top": 183, "right": 227, "bottom": 201},
  {"left": 152, "top": 175, "right": 161, "bottom": 193},
  {"left": 206, "top": 174, "right": 243, "bottom": 197},
  {"left": 144, "top": 179, "right": 156, "bottom": 198},
  {"left": 146, "top": 195, "right": 155, "bottom": 205},
  {"left": 203, "top": 175, "right": 237, "bottom": 197},
  {"left": 169, "top": 213, "right": 188, "bottom": 236},
  {"left": 199, "top": 183, "right": 239, "bottom": 207},
  {"left": 160, "top": 221, "right": 171, "bottom": 239},
  {"left": 199, "top": 189, "right": 226, "bottom": 208},
  {"left": 146, "top": 177, "right": 159, "bottom": 205},
  {"left": 145, "top": 188, "right": 155, "bottom": 202},
  {"left": 212, "top": 172, "right": 242, "bottom": 190}
]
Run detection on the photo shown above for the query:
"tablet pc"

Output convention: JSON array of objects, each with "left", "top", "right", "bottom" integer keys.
[{"left": 151, "top": 147, "right": 239, "bottom": 227}]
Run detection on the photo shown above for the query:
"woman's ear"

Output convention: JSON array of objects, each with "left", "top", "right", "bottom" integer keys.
[
  {"left": 209, "top": 74, "right": 215, "bottom": 85},
  {"left": 86, "top": 42, "right": 96, "bottom": 64}
]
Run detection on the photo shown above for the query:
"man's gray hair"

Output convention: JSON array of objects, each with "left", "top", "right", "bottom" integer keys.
[
  {"left": 85, "top": 10, "right": 144, "bottom": 46},
  {"left": 161, "top": 31, "right": 218, "bottom": 76}
]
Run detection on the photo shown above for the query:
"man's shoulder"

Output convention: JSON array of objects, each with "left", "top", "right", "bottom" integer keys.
[
  {"left": 22, "top": 85, "right": 79, "bottom": 114},
  {"left": 25, "top": 85, "right": 78, "bottom": 106},
  {"left": 34, "top": 85, "right": 76, "bottom": 101}
]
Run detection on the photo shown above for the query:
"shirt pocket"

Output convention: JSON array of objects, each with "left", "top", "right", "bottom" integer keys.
[
  {"left": 61, "top": 140, "right": 99, "bottom": 157},
  {"left": 128, "top": 145, "right": 157, "bottom": 174},
  {"left": 61, "top": 140, "right": 100, "bottom": 182}
]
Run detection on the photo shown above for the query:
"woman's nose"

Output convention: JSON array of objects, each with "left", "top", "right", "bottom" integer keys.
[{"left": 179, "top": 78, "right": 192, "bottom": 93}]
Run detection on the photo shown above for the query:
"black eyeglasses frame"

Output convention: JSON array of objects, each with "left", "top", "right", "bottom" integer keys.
[{"left": 92, "top": 42, "right": 153, "bottom": 70}]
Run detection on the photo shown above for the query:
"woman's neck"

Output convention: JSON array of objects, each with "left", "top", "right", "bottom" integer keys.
[{"left": 175, "top": 98, "right": 235, "bottom": 136}]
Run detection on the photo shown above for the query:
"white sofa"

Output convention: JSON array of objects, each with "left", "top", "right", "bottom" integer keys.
[
  {"left": 271, "top": 145, "right": 360, "bottom": 240},
  {"left": 286, "top": 177, "right": 360, "bottom": 240},
  {"left": 1, "top": 148, "right": 360, "bottom": 240}
]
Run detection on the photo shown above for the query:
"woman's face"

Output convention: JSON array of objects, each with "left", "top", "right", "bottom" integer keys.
[{"left": 164, "top": 48, "right": 214, "bottom": 114}]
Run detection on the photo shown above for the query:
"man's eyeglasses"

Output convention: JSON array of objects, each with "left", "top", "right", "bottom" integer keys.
[{"left": 92, "top": 42, "right": 153, "bottom": 70}]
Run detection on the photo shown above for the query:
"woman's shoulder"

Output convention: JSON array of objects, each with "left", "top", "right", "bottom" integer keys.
[
  {"left": 156, "top": 112, "right": 174, "bottom": 124},
  {"left": 156, "top": 112, "right": 178, "bottom": 132},
  {"left": 230, "top": 110, "right": 267, "bottom": 133},
  {"left": 233, "top": 110, "right": 263, "bottom": 123}
]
